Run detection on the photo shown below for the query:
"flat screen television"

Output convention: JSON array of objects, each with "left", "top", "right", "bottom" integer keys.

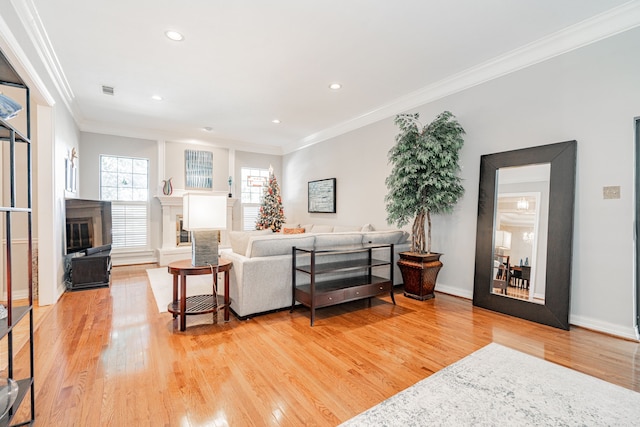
[{"left": 65, "top": 198, "right": 112, "bottom": 254}]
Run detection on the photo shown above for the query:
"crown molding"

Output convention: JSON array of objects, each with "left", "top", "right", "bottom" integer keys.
[
  {"left": 79, "top": 119, "right": 284, "bottom": 156},
  {"left": 284, "top": 0, "right": 640, "bottom": 154},
  {"left": 0, "top": 4, "right": 55, "bottom": 106},
  {"left": 10, "top": 0, "right": 74, "bottom": 111}
]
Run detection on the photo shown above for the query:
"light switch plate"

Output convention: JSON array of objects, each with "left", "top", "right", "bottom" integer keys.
[{"left": 603, "top": 186, "right": 620, "bottom": 199}]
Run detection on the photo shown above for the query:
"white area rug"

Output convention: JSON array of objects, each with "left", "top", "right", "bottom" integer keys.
[
  {"left": 341, "top": 343, "right": 640, "bottom": 426},
  {"left": 146, "top": 267, "right": 219, "bottom": 313}
]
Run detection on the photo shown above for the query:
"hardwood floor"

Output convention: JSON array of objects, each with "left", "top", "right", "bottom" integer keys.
[{"left": 11, "top": 264, "right": 640, "bottom": 426}]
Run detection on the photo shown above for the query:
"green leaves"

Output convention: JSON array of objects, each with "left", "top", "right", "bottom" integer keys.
[{"left": 385, "top": 111, "right": 465, "bottom": 252}]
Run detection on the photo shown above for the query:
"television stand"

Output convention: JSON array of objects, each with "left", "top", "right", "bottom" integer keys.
[{"left": 67, "top": 245, "right": 112, "bottom": 290}]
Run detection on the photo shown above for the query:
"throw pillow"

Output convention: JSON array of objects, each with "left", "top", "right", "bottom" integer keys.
[
  {"left": 311, "top": 224, "right": 333, "bottom": 233},
  {"left": 283, "top": 227, "right": 305, "bottom": 234}
]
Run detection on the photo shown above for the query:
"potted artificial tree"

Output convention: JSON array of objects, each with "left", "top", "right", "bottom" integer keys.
[{"left": 385, "top": 111, "right": 465, "bottom": 300}]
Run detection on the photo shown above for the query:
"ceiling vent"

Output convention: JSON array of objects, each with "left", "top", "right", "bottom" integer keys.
[{"left": 101, "top": 85, "right": 114, "bottom": 96}]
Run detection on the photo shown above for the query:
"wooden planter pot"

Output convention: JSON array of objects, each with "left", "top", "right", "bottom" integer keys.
[{"left": 397, "top": 252, "right": 443, "bottom": 300}]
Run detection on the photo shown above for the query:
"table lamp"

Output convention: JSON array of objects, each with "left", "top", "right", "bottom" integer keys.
[{"left": 182, "top": 194, "right": 227, "bottom": 266}]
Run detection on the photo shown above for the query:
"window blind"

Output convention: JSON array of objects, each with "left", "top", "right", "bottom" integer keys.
[
  {"left": 242, "top": 204, "right": 260, "bottom": 231},
  {"left": 111, "top": 202, "right": 148, "bottom": 248}
]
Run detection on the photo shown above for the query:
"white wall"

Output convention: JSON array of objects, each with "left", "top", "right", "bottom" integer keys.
[
  {"left": 164, "top": 141, "right": 229, "bottom": 194},
  {"left": 0, "top": 0, "right": 81, "bottom": 305},
  {"left": 283, "top": 27, "right": 640, "bottom": 339}
]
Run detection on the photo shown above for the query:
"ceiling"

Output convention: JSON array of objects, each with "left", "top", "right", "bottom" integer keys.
[{"left": 22, "top": 0, "right": 637, "bottom": 154}]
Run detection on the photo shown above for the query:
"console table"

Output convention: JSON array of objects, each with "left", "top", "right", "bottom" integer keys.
[
  {"left": 291, "top": 244, "right": 395, "bottom": 326},
  {"left": 167, "top": 258, "right": 232, "bottom": 331}
]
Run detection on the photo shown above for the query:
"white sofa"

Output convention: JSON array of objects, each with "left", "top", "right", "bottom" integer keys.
[{"left": 221, "top": 226, "right": 411, "bottom": 318}]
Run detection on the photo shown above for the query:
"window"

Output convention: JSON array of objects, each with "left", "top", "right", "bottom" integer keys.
[
  {"left": 240, "top": 167, "right": 269, "bottom": 230},
  {"left": 100, "top": 155, "right": 149, "bottom": 249},
  {"left": 241, "top": 167, "right": 269, "bottom": 203},
  {"left": 100, "top": 156, "right": 148, "bottom": 202}
]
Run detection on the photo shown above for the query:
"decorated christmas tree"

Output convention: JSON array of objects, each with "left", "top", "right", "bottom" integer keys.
[{"left": 255, "top": 167, "right": 286, "bottom": 232}]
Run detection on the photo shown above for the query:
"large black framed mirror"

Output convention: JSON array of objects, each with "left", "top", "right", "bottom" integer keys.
[{"left": 472, "top": 140, "right": 576, "bottom": 330}]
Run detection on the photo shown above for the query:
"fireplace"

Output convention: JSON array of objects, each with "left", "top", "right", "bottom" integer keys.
[
  {"left": 66, "top": 217, "right": 94, "bottom": 253},
  {"left": 155, "top": 194, "right": 236, "bottom": 265},
  {"left": 176, "top": 214, "right": 191, "bottom": 246}
]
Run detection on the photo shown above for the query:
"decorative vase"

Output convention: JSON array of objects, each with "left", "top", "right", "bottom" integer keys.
[
  {"left": 162, "top": 178, "right": 173, "bottom": 196},
  {"left": 397, "top": 252, "right": 443, "bottom": 301}
]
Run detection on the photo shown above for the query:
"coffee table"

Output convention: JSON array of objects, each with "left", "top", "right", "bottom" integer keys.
[{"left": 167, "top": 258, "right": 232, "bottom": 331}]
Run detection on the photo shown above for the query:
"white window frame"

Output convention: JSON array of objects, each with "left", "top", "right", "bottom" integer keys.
[
  {"left": 240, "top": 167, "right": 270, "bottom": 231},
  {"left": 100, "top": 155, "right": 150, "bottom": 250}
]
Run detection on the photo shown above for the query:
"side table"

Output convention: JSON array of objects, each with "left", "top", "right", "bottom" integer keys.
[{"left": 167, "top": 258, "right": 233, "bottom": 331}]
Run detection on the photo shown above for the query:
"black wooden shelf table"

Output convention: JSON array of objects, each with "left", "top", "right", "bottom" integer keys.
[{"left": 291, "top": 244, "right": 395, "bottom": 326}]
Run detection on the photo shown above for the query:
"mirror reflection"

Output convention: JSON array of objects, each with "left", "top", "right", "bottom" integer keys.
[{"left": 491, "top": 164, "right": 550, "bottom": 304}]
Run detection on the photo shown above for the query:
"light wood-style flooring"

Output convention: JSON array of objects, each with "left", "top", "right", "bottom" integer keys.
[{"left": 10, "top": 264, "right": 640, "bottom": 426}]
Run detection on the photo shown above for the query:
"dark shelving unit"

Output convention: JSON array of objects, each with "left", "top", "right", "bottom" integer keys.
[
  {"left": 292, "top": 244, "right": 395, "bottom": 326},
  {"left": 0, "top": 48, "right": 35, "bottom": 426}
]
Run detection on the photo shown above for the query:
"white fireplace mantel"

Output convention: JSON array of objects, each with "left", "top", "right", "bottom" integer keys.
[{"left": 155, "top": 194, "right": 237, "bottom": 265}]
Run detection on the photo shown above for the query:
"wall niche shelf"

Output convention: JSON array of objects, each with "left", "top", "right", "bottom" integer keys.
[{"left": 0, "top": 47, "right": 35, "bottom": 426}]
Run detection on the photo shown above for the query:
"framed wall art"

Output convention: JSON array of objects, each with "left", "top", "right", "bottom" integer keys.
[
  {"left": 185, "top": 149, "right": 213, "bottom": 189},
  {"left": 308, "top": 178, "right": 336, "bottom": 213}
]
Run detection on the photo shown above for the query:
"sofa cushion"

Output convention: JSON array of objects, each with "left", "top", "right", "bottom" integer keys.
[
  {"left": 283, "top": 227, "right": 305, "bottom": 234},
  {"left": 282, "top": 222, "right": 300, "bottom": 229},
  {"left": 361, "top": 223, "right": 375, "bottom": 232},
  {"left": 248, "top": 234, "right": 316, "bottom": 257},
  {"left": 229, "top": 229, "right": 272, "bottom": 255},
  {"left": 310, "top": 224, "right": 333, "bottom": 233},
  {"left": 314, "top": 232, "right": 363, "bottom": 248},
  {"left": 362, "top": 230, "right": 409, "bottom": 245},
  {"left": 301, "top": 224, "right": 314, "bottom": 232}
]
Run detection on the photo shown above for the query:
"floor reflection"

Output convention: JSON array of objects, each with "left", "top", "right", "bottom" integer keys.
[{"left": 492, "top": 284, "right": 544, "bottom": 305}]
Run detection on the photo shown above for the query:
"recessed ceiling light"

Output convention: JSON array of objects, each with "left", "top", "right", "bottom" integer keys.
[
  {"left": 151, "top": 95, "right": 163, "bottom": 101},
  {"left": 165, "top": 30, "right": 184, "bottom": 41},
  {"left": 203, "top": 126, "right": 213, "bottom": 132},
  {"left": 272, "top": 119, "right": 281, "bottom": 124},
  {"left": 329, "top": 83, "right": 342, "bottom": 90}
]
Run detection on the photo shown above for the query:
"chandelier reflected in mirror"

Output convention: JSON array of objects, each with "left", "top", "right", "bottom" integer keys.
[
  {"left": 517, "top": 197, "right": 529, "bottom": 211},
  {"left": 523, "top": 231, "right": 535, "bottom": 244}
]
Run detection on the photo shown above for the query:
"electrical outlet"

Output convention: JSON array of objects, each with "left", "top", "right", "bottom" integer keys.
[{"left": 603, "top": 186, "right": 620, "bottom": 199}]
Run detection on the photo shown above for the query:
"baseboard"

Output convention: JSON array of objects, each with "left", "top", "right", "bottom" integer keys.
[
  {"left": 111, "top": 251, "right": 157, "bottom": 266},
  {"left": 435, "top": 283, "right": 473, "bottom": 300},
  {"left": 436, "top": 283, "right": 638, "bottom": 341},
  {"left": 1, "top": 289, "right": 28, "bottom": 300},
  {"left": 569, "top": 314, "right": 638, "bottom": 341}
]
